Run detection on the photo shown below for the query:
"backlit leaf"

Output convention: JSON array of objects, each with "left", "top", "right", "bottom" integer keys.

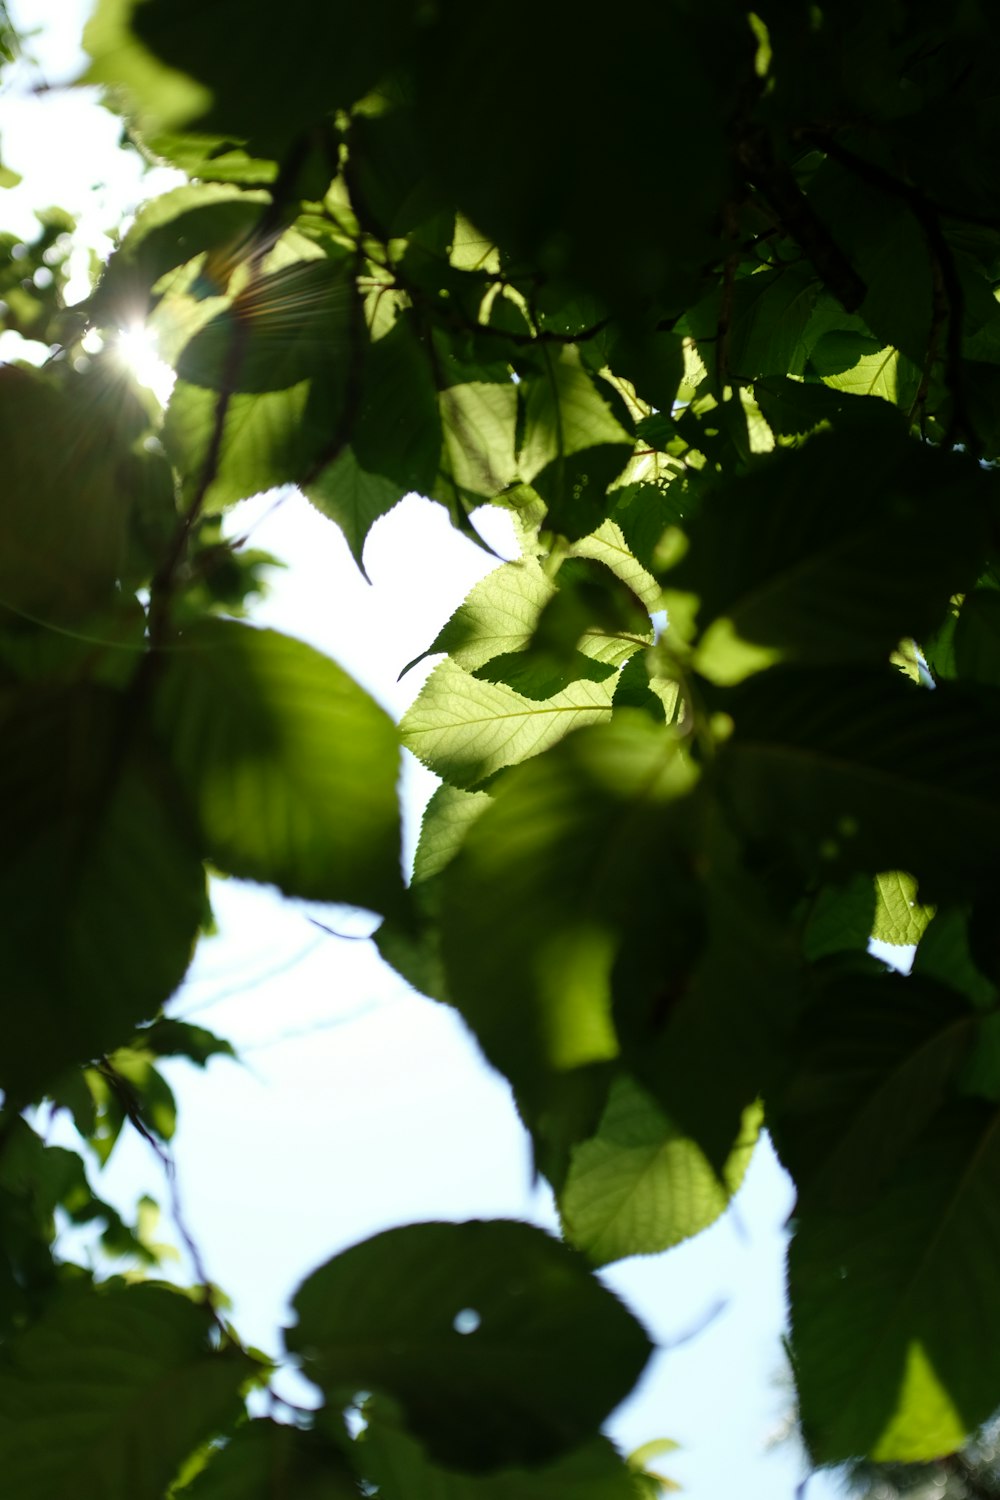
[
  {"left": 519, "top": 348, "right": 634, "bottom": 539},
  {"left": 305, "top": 446, "right": 404, "bottom": 577},
  {"left": 164, "top": 258, "right": 357, "bottom": 511},
  {"left": 153, "top": 619, "right": 403, "bottom": 913},
  {"left": 440, "top": 717, "right": 698, "bottom": 1113},
  {"left": 402, "top": 658, "right": 615, "bottom": 788},
  {"left": 872, "top": 872, "right": 935, "bottom": 948},
  {"left": 0, "top": 683, "right": 205, "bottom": 1101},
  {"left": 560, "top": 1075, "right": 760, "bottom": 1266}
]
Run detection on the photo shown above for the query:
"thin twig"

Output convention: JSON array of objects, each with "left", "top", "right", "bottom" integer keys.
[
  {"left": 97, "top": 1059, "right": 225, "bottom": 1328},
  {"left": 737, "top": 126, "right": 866, "bottom": 311}
]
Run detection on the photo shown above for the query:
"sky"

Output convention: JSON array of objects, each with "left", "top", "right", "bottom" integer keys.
[{"left": 0, "top": 6, "right": 847, "bottom": 1496}]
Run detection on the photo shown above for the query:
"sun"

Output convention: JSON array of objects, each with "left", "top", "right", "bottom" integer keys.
[{"left": 114, "top": 322, "right": 175, "bottom": 405}]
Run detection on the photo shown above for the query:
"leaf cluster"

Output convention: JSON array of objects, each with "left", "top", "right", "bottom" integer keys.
[{"left": 7, "top": 0, "right": 1000, "bottom": 1491}]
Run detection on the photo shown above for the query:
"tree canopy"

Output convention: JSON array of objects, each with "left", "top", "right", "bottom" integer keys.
[{"left": 4, "top": 0, "right": 1000, "bottom": 1492}]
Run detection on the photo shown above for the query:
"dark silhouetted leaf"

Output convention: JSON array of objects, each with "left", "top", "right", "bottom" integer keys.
[{"left": 287, "top": 1220, "right": 652, "bottom": 1472}]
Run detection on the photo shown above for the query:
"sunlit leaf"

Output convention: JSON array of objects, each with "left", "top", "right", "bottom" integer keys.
[
  {"left": 438, "top": 381, "right": 520, "bottom": 504},
  {"left": 440, "top": 717, "right": 698, "bottom": 1115},
  {"left": 811, "top": 333, "right": 920, "bottom": 407},
  {"left": 164, "top": 258, "right": 357, "bottom": 511},
  {"left": 519, "top": 348, "right": 634, "bottom": 539},
  {"left": 560, "top": 1075, "right": 760, "bottom": 1265},
  {"left": 402, "top": 657, "right": 615, "bottom": 788},
  {"left": 305, "top": 445, "right": 404, "bottom": 575},
  {"left": 872, "top": 872, "right": 935, "bottom": 948},
  {"left": 93, "top": 184, "right": 269, "bottom": 324}
]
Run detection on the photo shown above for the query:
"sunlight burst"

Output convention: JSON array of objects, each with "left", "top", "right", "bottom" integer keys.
[{"left": 115, "top": 322, "right": 175, "bottom": 405}]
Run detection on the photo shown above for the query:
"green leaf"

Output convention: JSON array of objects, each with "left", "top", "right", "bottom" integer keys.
[
  {"left": 685, "top": 262, "right": 820, "bottom": 380},
  {"left": 718, "top": 667, "right": 1000, "bottom": 896},
  {"left": 83, "top": 0, "right": 212, "bottom": 136},
  {"left": 913, "top": 907, "right": 998, "bottom": 1010},
  {"left": 519, "top": 348, "right": 634, "bottom": 539},
  {"left": 437, "top": 381, "right": 520, "bottom": 504},
  {"left": 164, "top": 378, "right": 324, "bottom": 513},
  {"left": 872, "top": 872, "right": 935, "bottom": 948},
  {"left": 473, "top": 650, "right": 616, "bottom": 701},
  {"left": 86, "top": 0, "right": 418, "bottom": 149},
  {"left": 612, "top": 802, "right": 800, "bottom": 1170},
  {"left": 0, "top": 1281, "right": 258, "bottom": 1499},
  {"left": 571, "top": 521, "right": 663, "bottom": 614},
  {"left": 559, "top": 1074, "right": 760, "bottom": 1266},
  {"left": 163, "top": 256, "right": 358, "bottom": 512},
  {"left": 404, "top": 559, "right": 556, "bottom": 676},
  {"left": 402, "top": 658, "right": 616, "bottom": 788},
  {"left": 810, "top": 333, "right": 920, "bottom": 407},
  {"left": 802, "top": 876, "right": 877, "bottom": 962},
  {"left": 0, "top": 367, "right": 141, "bottom": 626},
  {"left": 177, "top": 1419, "right": 357, "bottom": 1499},
  {"left": 287, "top": 1220, "right": 652, "bottom": 1472},
  {"left": 0, "top": 684, "right": 205, "bottom": 1102},
  {"left": 605, "top": 485, "right": 689, "bottom": 580},
  {"left": 305, "top": 446, "right": 404, "bottom": 577},
  {"left": 352, "top": 315, "right": 442, "bottom": 495},
  {"left": 376, "top": 783, "right": 491, "bottom": 1003},
  {"left": 405, "top": 552, "right": 649, "bottom": 686},
  {"left": 604, "top": 326, "right": 683, "bottom": 415},
  {"left": 772, "top": 972, "right": 978, "bottom": 1209},
  {"left": 412, "top": 784, "right": 493, "bottom": 885},
  {"left": 93, "top": 183, "right": 269, "bottom": 324},
  {"left": 408, "top": 6, "right": 739, "bottom": 319},
  {"left": 790, "top": 1102, "right": 1000, "bottom": 1464},
  {"left": 355, "top": 1397, "right": 643, "bottom": 1500},
  {"left": 102, "top": 1046, "right": 179, "bottom": 1144},
  {"left": 135, "top": 1018, "right": 236, "bottom": 1068},
  {"left": 439, "top": 717, "right": 698, "bottom": 1115},
  {"left": 0, "top": 1123, "right": 156, "bottom": 1331},
  {"left": 176, "top": 260, "right": 356, "bottom": 394},
  {"left": 806, "top": 160, "right": 934, "bottom": 366},
  {"left": 347, "top": 108, "right": 444, "bottom": 242},
  {"left": 753, "top": 375, "right": 856, "bottom": 444},
  {"left": 153, "top": 619, "right": 403, "bottom": 914},
  {"left": 662, "top": 428, "right": 989, "bottom": 684},
  {"left": 949, "top": 590, "right": 1000, "bottom": 688}
]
